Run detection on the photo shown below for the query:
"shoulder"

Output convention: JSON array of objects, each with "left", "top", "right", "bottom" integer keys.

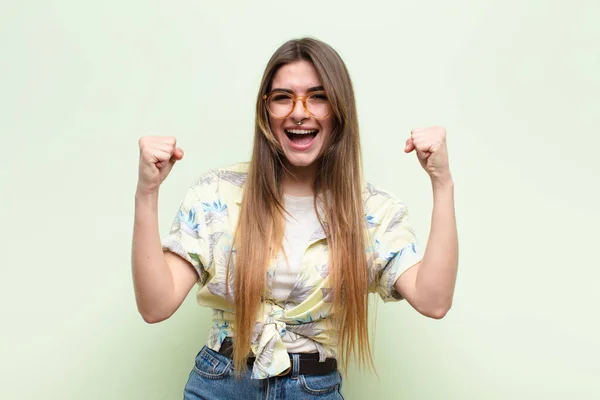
[
  {"left": 362, "top": 181, "right": 408, "bottom": 217},
  {"left": 188, "top": 162, "right": 249, "bottom": 191},
  {"left": 362, "top": 181, "right": 417, "bottom": 248},
  {"left": 181, "top": 162, "right": 248, "bottom": 211}
]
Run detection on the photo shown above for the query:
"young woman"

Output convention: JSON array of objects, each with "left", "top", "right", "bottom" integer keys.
[{"left": 132, "top": 38, "right": 458, "bottom": 399}]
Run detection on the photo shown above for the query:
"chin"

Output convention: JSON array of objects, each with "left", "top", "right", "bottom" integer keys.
[{"left": 283, "top": 153, "right": 320, "bottom": 168}]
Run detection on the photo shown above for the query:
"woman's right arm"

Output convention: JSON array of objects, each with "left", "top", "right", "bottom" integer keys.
[{"left": 131, "top": 136, "right": 199, "bottom": 323}]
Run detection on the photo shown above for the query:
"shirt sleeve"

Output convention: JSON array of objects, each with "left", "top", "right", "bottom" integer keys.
[
  {"left": 369, "top": 201, "right": 423, "bottom": 302},
  {"left": 161, "top": 185, "right": 210, "bottom": 286}
]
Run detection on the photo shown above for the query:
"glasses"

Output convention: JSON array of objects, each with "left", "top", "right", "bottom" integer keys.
[{"left": 263, "top": 91, "right": 332, "bottom": 119}]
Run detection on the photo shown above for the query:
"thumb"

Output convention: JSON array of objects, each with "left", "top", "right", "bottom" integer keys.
[
  {"left": 156, "top": 148, "right": 184, "bottom": 171},
  {"left": 404, "top": 138, "right": 415, "bottom": 153},
  {"left": 171, "top": 147, "right": 184, "bottom": 162}
]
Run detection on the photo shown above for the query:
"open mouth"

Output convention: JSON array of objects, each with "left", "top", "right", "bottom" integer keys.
[{"left": 284, "top": 129, "right": 319, "bottom": 146}]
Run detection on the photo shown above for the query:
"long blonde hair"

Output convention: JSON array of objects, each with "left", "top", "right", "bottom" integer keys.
[{"left": 228, "top": 38, "right": 372, "bottom": 374}]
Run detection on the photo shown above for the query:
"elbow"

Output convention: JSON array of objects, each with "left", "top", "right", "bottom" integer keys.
[
  {"left": 427, "top": 306, "right": 450, "bottom": 320},
  {"left": 419, "top": 300, "right": 452, "bottom": 320},
  {"left": 141, "top": 313, "right": 168, "bottom": 324},
  {"left": 138, "top": 306, "right": 173, "bottom": 324}
]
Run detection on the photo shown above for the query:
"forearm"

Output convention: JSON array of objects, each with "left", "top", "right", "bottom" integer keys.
[
  {"left": 131, "top": 191, "right": 175, "bottom": 322},
  {"left": 415, "top": 177, "right": 458, "bottom": 315}
]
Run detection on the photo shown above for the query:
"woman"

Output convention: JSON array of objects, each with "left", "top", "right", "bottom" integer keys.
[{"left": 132, "top": 37, "right": 458, "bottom": 399}]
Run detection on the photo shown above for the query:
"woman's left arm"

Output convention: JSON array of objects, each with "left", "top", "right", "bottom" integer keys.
[{"left": 394, "top": 126, "right": 459, "bottom": 319}]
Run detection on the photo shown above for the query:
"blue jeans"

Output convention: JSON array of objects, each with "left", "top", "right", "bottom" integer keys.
[{"left": 184, "top": 345, "right": 344, "bottom": 399}]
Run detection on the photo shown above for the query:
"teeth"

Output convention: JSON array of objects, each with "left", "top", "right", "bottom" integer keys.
[{"left": 285, "top": 129, "right": 318, "bottom": 135}]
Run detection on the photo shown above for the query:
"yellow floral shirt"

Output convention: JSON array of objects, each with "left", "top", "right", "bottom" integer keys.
[{"left": 162, "top": 162, "right": 422, "bottom": 379}]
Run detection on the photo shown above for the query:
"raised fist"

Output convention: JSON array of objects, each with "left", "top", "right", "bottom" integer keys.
[{"left": 137, "top": 136, "right": 184, "bottom": 194}]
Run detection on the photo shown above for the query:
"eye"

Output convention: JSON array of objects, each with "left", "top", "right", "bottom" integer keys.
[
  {"left": 270, "top": 93, "right": 292, "bottom": 102},
  {"left": 309, "top": 93, "right": 328, "bottom": 102}
]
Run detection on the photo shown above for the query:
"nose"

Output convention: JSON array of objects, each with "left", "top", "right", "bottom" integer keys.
[{"left": 290, "top": 97, "right": 309, "bottom": 121}]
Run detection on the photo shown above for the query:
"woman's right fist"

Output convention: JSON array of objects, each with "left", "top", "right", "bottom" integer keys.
[{"left": 137, "top": 136, "right": 184, "bottom": 194}]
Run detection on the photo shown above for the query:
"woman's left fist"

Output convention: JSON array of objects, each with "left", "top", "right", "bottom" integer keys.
[{"left": 404, "top": 126, "right": 451, "bottom": 182}]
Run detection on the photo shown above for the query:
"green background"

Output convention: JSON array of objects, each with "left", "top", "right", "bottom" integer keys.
[{"left": 1, "top": 1, "right": 599, "bottom": 399}]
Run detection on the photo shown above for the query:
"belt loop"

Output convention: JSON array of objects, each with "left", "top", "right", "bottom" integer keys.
[{"left": 290, "top": 353, "right": 300, "bottom": 378}]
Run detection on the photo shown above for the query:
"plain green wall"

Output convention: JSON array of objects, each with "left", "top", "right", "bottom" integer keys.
[{"left": 1, "top": 0, "right": 599, "bottom": 399}]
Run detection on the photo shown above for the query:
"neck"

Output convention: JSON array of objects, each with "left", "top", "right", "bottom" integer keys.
[{"left": 281, "top": 161, "right": 318, "bottom": 197}]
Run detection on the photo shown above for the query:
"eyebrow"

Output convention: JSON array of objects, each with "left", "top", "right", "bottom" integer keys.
[{"left": 270, "top": 86, "right": 325, "bottom": 94}]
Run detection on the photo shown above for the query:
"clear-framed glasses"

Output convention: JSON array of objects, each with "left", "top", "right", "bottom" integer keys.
[{"left": 262, "top": 91, "right": 332, "bottom": 119}]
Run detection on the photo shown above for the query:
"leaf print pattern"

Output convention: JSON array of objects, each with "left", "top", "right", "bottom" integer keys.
[
  {"left": 178, "top": 208, "right": 201, "bottom": 239},
  {"left": 207, "top": 231, "right": 223, "bottom": 267},
  {"left": 252, "top": 335, "right": 279, "bottom": 379},
  {"left": 252, "top": 321, "right": 265, "bottom": 344},
  {"left": 321, "top": 287, "right": 334, "bottom": 303},
  {"left": 202, "top": 200, "right": 228, "bottom": 226},
  {"left": 217, "top": 246, "right": 235, "bottom": 272},
  {"left": 256, "top": 335, "right": 278, "bottom": 365},
  {"left": 193, "top": 169, "right": 218, "bottom": 188},
  {"left": 168, "top": 214, "right": 181, "bottom": 235},
  {"left": 265, "top": 268, "right": 276, "bottom": 298},
  {"left": 287, "top": 275, "right": 316, "bottom": 304},
  {"left": 286, "top": 321, "right": 325, "bottom": 338},
  {"left": 314, "top": 263, "right": 329, "bottom": 279},
  {"left": 208, "top": 325, "right": 219, "bottom": 345},
  {"left": 367, "top": 254, "right": 380, "bottom": 286},
  {"left": 189, "top": 253, "right": 209, "bottom": 284},
  {"left": 386, "top": 208, "right": 407, "bottom": 233},
  {"left": 207, "top": 281, "right": 228, "bottom": 300},
  {"left": 364, "top": 182, "right": 392, "bottom": 203},
  {"left": 218, "top": 170, "right": 247, "bottom": 187},
  {"left": 207, "top": 256, "right": 235, "bottom": 303},
  {"left": 282, "top": 330, "right": 300, "bottom": 342},
  {"left": 308, "top": 226, "right": 327, "bottom": 242},
  {"left": 160, "top": 162, "right": 422, "bottom": 378},
  {"left": 366, "top": 214, "right": 379, "bottom": 228}
]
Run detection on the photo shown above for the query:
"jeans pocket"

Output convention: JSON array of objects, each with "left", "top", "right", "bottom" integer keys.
[
  {"left": 298, "top": 370, "right": 342, "bottom": 396},
  {"left": 192, "top": 345, "right": 232, "bottom": 380}
]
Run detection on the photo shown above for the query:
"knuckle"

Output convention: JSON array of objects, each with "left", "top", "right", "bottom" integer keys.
[{"left": 141, "top": 148, "right": 154, "bottom": 159}]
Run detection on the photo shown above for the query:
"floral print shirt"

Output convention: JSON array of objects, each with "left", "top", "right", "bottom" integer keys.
[{"left": 161, "top": 162, "right": 422, "bottom": 379}]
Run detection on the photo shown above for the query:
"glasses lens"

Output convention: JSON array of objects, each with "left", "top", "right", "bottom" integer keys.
[
  {"left": 267, "top": 93, "right": 293, "bottom": 118},
  {"left": 266, "top": 92, "right": 332, "bottom": 118},
  {"left": 306, "top": 92, "right": 331, "bottom": 119}
]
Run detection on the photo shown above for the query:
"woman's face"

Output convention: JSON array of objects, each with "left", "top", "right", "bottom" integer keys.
[{"left": 268, "top": 60, "right": 334, "bottom": 169}]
